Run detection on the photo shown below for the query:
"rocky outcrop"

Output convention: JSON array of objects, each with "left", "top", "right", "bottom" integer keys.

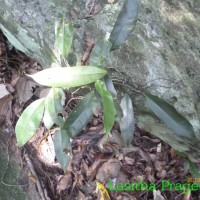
[{"left": 1, "top": 0, "right": 200, "bottom": 160}]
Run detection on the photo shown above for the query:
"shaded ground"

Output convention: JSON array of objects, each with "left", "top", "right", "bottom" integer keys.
[{"left": 0, "top": 30, "right": 200, "bottom": 200}]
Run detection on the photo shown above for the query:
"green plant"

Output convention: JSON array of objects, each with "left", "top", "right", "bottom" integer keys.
[
  {"left": 15, "top": 0, "right": 196, "bottom": 173},
  {"left": 15, "top": 0, "right": 139, "bottom": 170}
]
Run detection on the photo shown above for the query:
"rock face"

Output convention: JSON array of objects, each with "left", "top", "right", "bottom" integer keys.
[
  {"left": 1, "top": 0, "right": 200, "bottom": 159},
  {"left": 0, "top": 127, "right": 39, "bottom": 200}
]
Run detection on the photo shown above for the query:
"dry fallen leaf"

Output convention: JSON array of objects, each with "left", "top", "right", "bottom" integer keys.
[
  {"left": 148, "top": 174, "right": 155, "bottom": 182},
  {"left": 157, "top": 143, "right": 162, "bottom": 153},
  {"left": 157, "top": 169, "right": 166, "bottom": 179},
  {"left": 155, "top": 161, "right": 165, "bottom": 172},
  {"left": 116, "top": 194, "right": 137, "bottom": 200},
  {"left": 77, "top": 190, "right": 87, "bottom": 200},
  {"left": 57, "top": 173, "right": 73, "bottom": 192},
  {"left": 139, "top": 149, "right": 152, "bottom": 163},
  {"left": 96, "top": 181, "right": 111, "bottom": 200},
  {"left": 86, "top": 157, "right": 102, "bottom": 181},
  {"left": 0, "top": 95, "right": 12, "bottom": 115},
  {"left": 170, "top": 148, "right": 177, "bottom": 158},
  {"left": 0, "top": 84, "right": 10, "bottom": 98},
  {"left": 0, "top": 41, "right": 6, "bottom": 56},
  {"left": 39, "top": 134, "right": 56, "bottom": 164},
  {"left": 16, "top": 76, "right": 38, "bottom": 103},
  {"left": 36, "top": 87, "right": 50, "bottom": 99},
  {"left": 11, "top": 71, "right": 20, "bottom": 86},
  {"left": 153, "top": 190, "right": 166, "bottom": 200},
  {"left": 0, "top": 88, "right": 12, "bottom": 125},
  {"left": 96, "top": 158, "right": 121, "bottom": 183},
  {"left": 0, "top": 115, "right": 5, "bottom": 125},
  {"left": 124, "top": 156, "right": 135, "bottom": 165}
]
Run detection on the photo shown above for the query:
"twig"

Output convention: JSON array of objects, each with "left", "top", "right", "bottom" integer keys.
[
  {"left": 65, "top": 96, "right": 83, "bottom": 109},
  {"left": 113, "top": 79, "right": 143, "bottom": 94}
]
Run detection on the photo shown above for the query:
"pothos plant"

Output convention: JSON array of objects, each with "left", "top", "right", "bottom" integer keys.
[{"left": 15, "top": 0, "right": 197, "bottom": 175}]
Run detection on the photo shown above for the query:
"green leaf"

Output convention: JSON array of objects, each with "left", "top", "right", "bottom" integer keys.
[
  {"left": 95, "top": 80, "right": 115, "bottom": 134},
  {"left": 90, "top": 39, "right": 112, "bottom": 65},
  {"left": 188, "top": 160, "right": 200, "bottom": 178},
  {"left": 119, "top": 94, "right": 135, "bottom": 146},
  {"left": 28, "top": 66, "right": 107, "bottom": 88},
  {"left": 183, "top": 159, "right": 200, "bottom": 186},
  {"left": 15, "top": 98, "right": 45, "bottom": 147},
  {"left": 104, "top": 75, "right": 117, "bottom": 97},
  {"left": 53, "top": 129, "right": 71, "bottom": 171},
  {"left": 63, "top": 91, "right": 100, "bottom": 137},
  {"left": 43, "top": 108, "right": 54, "bottom": 130},
  {"left": 109, "top": 0, "right": 139, "bottom": 51},
  {"left": 43, "top": 88, "right": 65, "bottom": 129},
  {"left": 145, "top": 93, "right": 195, "bottom": 139},
  {"left": 114, "top": 100, "right": 123, "bottom": 122},
  {"left": 55, "top": 20, "right": 74, "bottom": 59}
]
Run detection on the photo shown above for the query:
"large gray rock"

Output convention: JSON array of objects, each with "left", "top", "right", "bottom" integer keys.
[
  {"left": 0, "top": 126, "right": 40, "bottom": 200},
  {"left": 1, "top": 0, "right": 200, "bottom": 160}
]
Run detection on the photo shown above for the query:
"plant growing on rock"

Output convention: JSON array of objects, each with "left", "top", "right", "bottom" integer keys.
[
  {"left": 15, "top": 0, "right": 140, "bottom": 170},
  {"left": 15, "top": 0, "right": 198, "bottom": 177}
]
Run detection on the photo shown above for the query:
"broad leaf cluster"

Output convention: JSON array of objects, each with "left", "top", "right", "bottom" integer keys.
[{"left": 15, "top": 0, "right": 195, "bottom": 172}]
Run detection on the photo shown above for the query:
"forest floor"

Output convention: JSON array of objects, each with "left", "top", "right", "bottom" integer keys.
[{"left": 0, "top": 30, "right": 200, "bottom": 200}]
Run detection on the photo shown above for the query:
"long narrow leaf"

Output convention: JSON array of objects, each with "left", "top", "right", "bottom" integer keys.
[
  {"left": 187, "top": 160, "right": 200, "bottom": 185},
  {"left": 54, "top": 129, "right": 71, "bottom": 171},
  {"left": 63, "top": 91, "right": 100, "bottom": 137},
  {"left": 43, "top": 88, "right": 64, "bottom": 129},
  {"left": 55, "top": 20, "right": 74, "bottom": 59},
  {"left": 15, "top": 98, "right": 45, "bottom": 147},
  {"left": 119, "top": 94, "right": 135, "bottom": 146},
  {"left": 145, "top": 93, "right": 195, "bottom": 139},
  {"left": 104, "top": 75, "right": 117, "bottom": 97},
  {"left": 28, "top": 66, "right": 107, "bottom": 88},
  {"left": 95, "top": 80, "right": 115, "bottom": 133},
  {"left": 109, "top": 0, "right": 139, "bottom": 50},
  {"left": 90, "top": 39, "right": 112, "bottom": 65},
  {"left": 114, "top": 100, "right": 123, "bottom": 122}
]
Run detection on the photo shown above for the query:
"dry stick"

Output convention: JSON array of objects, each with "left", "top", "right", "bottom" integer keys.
[
  {"left": 113, "top": 79, "right": 143, "bottom": 94},
  {"left": 65, "top": 96, "right": 83, "bottom": 109},
  {"left": 113, "top": 77, "right": 181, "bottom": 93},
  {"left": 24, "top": 148, "right": 46, "bottom": 200}
]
